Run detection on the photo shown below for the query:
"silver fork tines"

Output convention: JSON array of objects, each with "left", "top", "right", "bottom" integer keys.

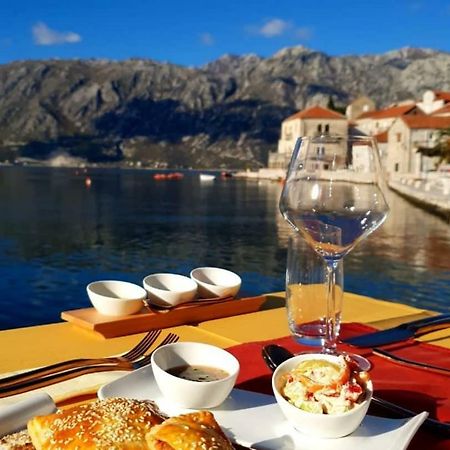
[
  {"left": 120, "top": 329, "right": 162, "bottom": 361},
  {"left": 133, "top": 332, "right": 180, "bottom": 369},
  {"left": 0, "top": 332, "right": 179, "bottom": 399},
  {"left": 0, "top": 329, "right": 162, "bottom": 390}
]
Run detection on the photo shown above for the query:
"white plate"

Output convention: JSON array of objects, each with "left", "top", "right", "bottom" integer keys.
[{"left": 98, "top": 364, "right": 428, "bottom": 450}]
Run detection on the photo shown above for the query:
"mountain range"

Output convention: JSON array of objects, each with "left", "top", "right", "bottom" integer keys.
[{"left": 1, "top": 46, "right": 450, "bottom": 168}]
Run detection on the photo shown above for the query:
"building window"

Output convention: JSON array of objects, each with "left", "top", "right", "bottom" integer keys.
[
  {"left": 317, "top": 124, "right": 322, "bottom": 133},
  {"left": 325, "top": 124, "right": 329, "bottom": 133},
  {"left": 316, "top": 146, "right": 325, "bottom": 156},
  {"left": 396, "top": 133, "right": 401, "bottom": 142},
  {"left": 395, "top": 163, "right": 399, "bottom": 172},
  {"left": 284, "top": 126, "right": 292, "bottom": 140}
]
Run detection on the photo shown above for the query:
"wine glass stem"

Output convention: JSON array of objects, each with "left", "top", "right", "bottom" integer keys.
[{"left": 324, "top": 261, "right": 338, "bottom": 354}]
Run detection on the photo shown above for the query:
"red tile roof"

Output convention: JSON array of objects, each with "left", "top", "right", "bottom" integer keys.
[
  {"left": 401, "top": 115, "right": 450, "bottom": 129},
  {"left": 434, "top": 91, "right": 450, "bottom": 102},
  {"left": 285, "top": 105, "right": 346, "bottom": 121},
  {"left": 374, "top": 130, "right": 388, "bottom": 143},
  {"left": 356, "top": 103, "right": 418, "bottom": 120},
  {"left": 432, "top": 103, "right": 450, "bottom": 115}
]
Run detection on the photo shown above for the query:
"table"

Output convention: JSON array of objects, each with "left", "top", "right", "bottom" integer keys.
[
  {"left": 0, "top": 291, "right": 448, "bottom": 375},
  {"left": 0, "top": 291, "right": 449, "bottom": 449}
]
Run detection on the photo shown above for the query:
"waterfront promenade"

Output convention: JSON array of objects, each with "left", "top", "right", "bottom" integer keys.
[
  {"left": 389, "top": 173, "right": 450, "bottom": 220},
  {"left": 235, "top": 168, "right": 450, "bottom": 220}
]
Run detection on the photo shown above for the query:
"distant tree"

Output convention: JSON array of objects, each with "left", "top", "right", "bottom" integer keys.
[
  {"left": 417, "top": 127, "right": 450, "bottom": 165},
  {"left": 327, "top": 96, "right": 346, "bottom": 115},
  {"left": 327, "top": 96, "right": 336, "bottom": 110},
  {"left": 439, "top": 128, "right": 450, "bottom": 163}
]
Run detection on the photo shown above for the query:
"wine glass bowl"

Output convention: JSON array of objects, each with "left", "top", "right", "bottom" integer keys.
[
  {"left": 280, "top": 135, "right": 389, "bottom": 261},
  {"left": 280, "top": 134, "right": 389, "bottom": 366}
]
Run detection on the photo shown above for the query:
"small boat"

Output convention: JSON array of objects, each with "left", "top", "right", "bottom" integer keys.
[
  {"left": 167, "top": 172, "right": 184, "bottom": 180},
  {"left": 153, "top": 172, "right": 184, "bottom": 181},
  {"left": 199, "top": 174, "right": 216, "bottom": 181}
]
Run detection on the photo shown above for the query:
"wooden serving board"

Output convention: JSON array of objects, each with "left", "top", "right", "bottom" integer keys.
[{"left": 61, "top": 295, "right": 282, "bottom": 339}]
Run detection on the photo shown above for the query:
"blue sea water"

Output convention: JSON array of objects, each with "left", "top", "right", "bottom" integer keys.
[{"left": 0, "top": 166, "right": 449, "bottom": 330}]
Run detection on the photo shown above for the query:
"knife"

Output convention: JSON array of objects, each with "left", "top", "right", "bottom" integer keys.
[{"left": 343, "top": 313, "right": 450, "bottom": 348}]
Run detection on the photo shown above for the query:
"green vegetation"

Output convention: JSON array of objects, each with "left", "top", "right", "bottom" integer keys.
[{"left": 417, "top": 127, "right": 450, "bottom": 164}]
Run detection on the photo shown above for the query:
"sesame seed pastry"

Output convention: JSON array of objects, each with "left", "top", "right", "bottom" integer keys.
[
  {"left": 0, "top": 429, "right": 34, "bottom": 449},
  {"left": 146, "top": 411, "right": 235, "bottom": 450},
  {"left": 27, "top": 397, "right": 165, "bottom": 450}
]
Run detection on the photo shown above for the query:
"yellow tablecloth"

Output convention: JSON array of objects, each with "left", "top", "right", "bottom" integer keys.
[
  {"left": 0, "top": 326, "right": 235, "bottom": 407},
  {"left": 1, "top": 292, "right": 449, "bottom": 374},
  {"left": 197, "top": 291, "right": 450, "bottom": 346},
  {"left": 0, "top": 291, "right": 448, "bottom": 407}
]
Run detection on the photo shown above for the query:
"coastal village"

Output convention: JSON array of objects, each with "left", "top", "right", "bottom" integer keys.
[{"left": 240, "top": 90, "right": 450, "bottom": 219}]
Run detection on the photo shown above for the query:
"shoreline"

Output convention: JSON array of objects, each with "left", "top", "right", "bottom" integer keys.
[
  {"left": 388, "top": 178, "right": 450, "bottom": 222},
  {"left": 3, "top": 163, "right": 449, "bottom": 222}
]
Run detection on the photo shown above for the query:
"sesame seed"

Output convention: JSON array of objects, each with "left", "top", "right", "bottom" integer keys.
[{"left": 32, "top": 397, "right": 165, "bottom": 449}]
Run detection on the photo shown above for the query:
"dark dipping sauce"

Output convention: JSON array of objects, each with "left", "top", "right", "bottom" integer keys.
[{"left": 167, "top": 365, "right": 229, "bottom": 382}]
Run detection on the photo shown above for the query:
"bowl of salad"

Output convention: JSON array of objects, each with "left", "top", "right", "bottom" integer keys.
[{"left": 272, "top": 353, "right": 372, "bottom": 438}]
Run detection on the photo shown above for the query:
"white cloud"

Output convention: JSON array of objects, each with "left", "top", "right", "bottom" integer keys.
[
  {"left": 247, "top": 18, "right": 312, "bottom": 40},
  {"left": 258, "top": 19, "right": 291, "bottom": 38},
  {"left": 32, "top": 22, "right": 81, "bottom": 46},
  {"left": 200, "top": 32, "right": 214, "bottom": 46}
]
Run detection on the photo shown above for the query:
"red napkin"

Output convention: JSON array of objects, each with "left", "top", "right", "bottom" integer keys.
[{"left": 226, "top": 323, "right": 450, "bottom": 450}]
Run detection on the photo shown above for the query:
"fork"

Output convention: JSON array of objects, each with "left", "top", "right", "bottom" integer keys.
[
  {"left": 0, "top": 333, "right": 179, "bottom": 399},
  {"left": 0, "top": 329, "right": 162, "bottom": 389}
]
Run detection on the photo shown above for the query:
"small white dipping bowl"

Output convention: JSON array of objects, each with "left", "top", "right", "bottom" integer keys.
[
  {"left": 143, "top": 273, "right": 197, "bottom": 308},
  {"left": 272, "top": 353, "right": 373, "bottom": 439},
  {"left": 87, "top": 280, "right": 147, "bottom": 316},
  {"left": 151, "top": 342, "right": 240, "bottom": 409},
  {"left": 190, "top": 267, "right": 241, "bottom": 299}
]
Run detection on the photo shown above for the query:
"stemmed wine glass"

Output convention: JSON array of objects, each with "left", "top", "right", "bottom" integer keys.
[{"left": 279, "top": 134, "right": 389, "bottom": 369}]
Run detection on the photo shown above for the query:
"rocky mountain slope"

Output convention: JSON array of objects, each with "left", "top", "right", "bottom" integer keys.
[{"left": 1, "top": 46, "right": 449, "bottom": 168}]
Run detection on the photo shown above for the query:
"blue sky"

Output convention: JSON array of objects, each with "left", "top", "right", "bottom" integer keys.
[{"left": 1, "top": 0, "right": 450, "bottom": 66}]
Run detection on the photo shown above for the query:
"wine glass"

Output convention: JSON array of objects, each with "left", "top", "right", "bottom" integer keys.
[
  {"left": 279, "top": 134, "right": 389, "bottom": 369},
  {"left": 286, "top": 234, "right": 344, "bottom": 349}
]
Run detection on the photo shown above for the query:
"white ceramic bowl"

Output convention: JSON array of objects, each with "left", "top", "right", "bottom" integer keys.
[
  {"left": 272, "top": 353, "right": 373, "bottom": 439},
  {"left": 87, "top": 280, "right": 147, "bottom": 316},
  {"left": 143, "top": 273, "right": 197, "bottom": 308},
  {"left": 151, "top": 342, "right": 240, "bottom": 409},
  {"left": 190, "top": 267, "right": 241, "bottom": 299}
]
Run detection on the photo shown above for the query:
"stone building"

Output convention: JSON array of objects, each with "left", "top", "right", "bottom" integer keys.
[
  {"left": 268, "top": 105, "right": 347, "bottom": 169},
  {"left": 417, "top": 90, "right": 450, "bottom": 114},
  {"left": 387, "top": 115, "right": 450, "bottom": 174},
  {"left": 345, "top": 96, "right": 376, "bottom": 121},
  {"left": 354, "top": 103, "right": 422, "bottom": 136},
  {"left": 267, "top": 90, "right": 450, "bottom": 176},
  {"left": 432, "top": 103, "right": 450, "bottom": 117}
]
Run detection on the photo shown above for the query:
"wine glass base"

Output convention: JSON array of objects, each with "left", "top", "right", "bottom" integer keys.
[{"left": 291, "top": 335, "right": 372, "bottom": 370}]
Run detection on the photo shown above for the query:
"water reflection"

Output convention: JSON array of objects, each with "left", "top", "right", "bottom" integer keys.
[{"left": 0, "top": 167, "right": 448, "bottom": 329}]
